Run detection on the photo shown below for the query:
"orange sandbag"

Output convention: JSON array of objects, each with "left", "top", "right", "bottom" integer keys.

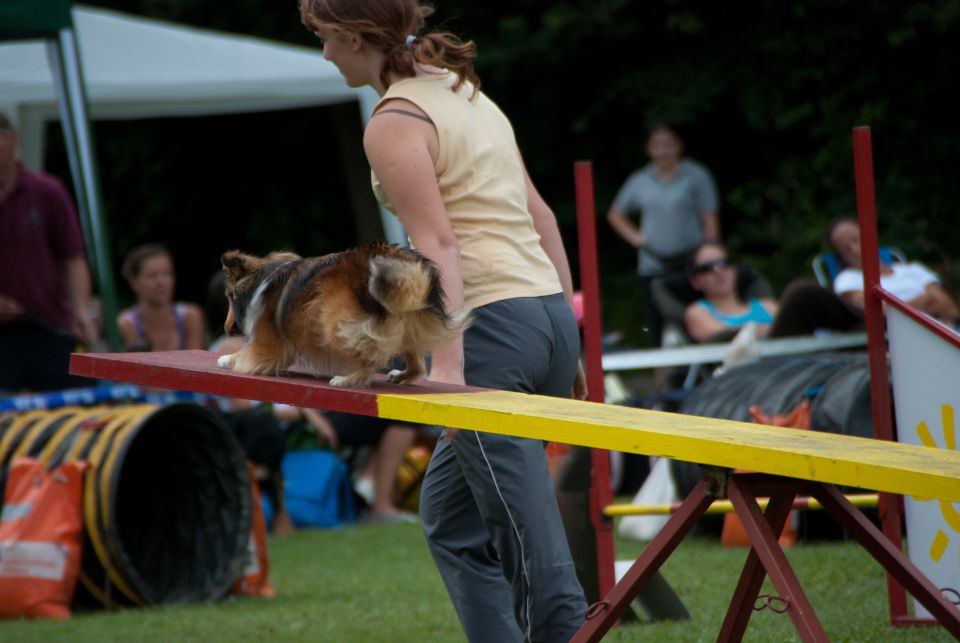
[
  {"left": 720, "top": 505, "right": 798, "bottom": 549},
  {"left": 748, "top": 399, "right": 812, "bottom": 429},
  {"left": 721, "top": 400, "right": 812, "bottom": 549},
  {"left": 0, "top": 458, "right": 87, "bottom": 619},
  {"left": 232, "top": 462, "right": 275, "bottom": 598}
]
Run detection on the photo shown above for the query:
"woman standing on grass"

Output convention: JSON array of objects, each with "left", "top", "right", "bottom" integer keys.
[
  {"left": 299, "top": 0, "right": 588, "bottom": 639},
  {"left": 607, "top": 122, "right": 720, "bottom": 346}
]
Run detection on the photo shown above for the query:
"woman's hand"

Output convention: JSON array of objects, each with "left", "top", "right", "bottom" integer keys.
[
  {"left": 428, "top": 358, "right": 465, "bottom": 442},
  {"left": 427, "top": 365, "right": 465, "bottom": 387},
  {"left": 571, "top": 359, "right": 588, "bottom": 400},
  {"left": 0, "top": 294, "right": 25, "bottom": 324},
  {"left": 606, "top": 205, "right": 644, "bottom": 248},
  {"left": 71, "top": 311, "right": 99, "bottom": 346}
]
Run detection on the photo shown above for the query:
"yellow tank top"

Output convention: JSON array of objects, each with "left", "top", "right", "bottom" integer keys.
[{"left": 371, "top": 72, "right": 562, "bottom": 310}]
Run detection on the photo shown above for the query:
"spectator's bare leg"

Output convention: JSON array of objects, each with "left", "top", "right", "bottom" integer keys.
[{"left": 372, "top": 426, "right": 418, "bottom": 514}]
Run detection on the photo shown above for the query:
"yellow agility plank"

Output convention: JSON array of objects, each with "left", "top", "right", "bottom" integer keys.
[
  {"left": 69, "top": 351, "right": 960, "bottom": 504},
  {"left": 377, "top": 391, "right": 960, "bottom": 503}
]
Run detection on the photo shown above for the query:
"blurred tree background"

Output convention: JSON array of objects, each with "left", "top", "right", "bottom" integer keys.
[{"left": 51, "top": 0, "right": 960, "bottom": 344}]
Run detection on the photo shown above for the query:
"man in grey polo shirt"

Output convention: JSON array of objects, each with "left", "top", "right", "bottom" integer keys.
[{"left": 608, "top": 122, "right": 719, "bottom": 345}]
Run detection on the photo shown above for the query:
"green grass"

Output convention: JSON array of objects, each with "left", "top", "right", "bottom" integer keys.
[{"left": 0, "top": 522, "right": 952, "bottom": 642}]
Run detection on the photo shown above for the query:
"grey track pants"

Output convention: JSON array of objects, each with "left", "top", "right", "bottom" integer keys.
[{"left": 419, "top": 294, "right": 588, "bottom": 642}]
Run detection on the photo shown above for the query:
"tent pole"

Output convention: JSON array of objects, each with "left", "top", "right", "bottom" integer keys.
[
  {"left": 46, "top": 30, "right": 121, "bottom": 351},
  {"left": 46, "top": 41, "right": 93, "bottom": 267}
]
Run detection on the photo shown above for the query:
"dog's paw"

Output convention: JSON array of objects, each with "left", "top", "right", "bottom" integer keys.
[
  {"left": 388, "top": 369, "right": 421, "bottom": 385},
  {"left": 329, "top": 375, "right": 366, "bottom": 388},
  {"left": 217, "top": 354, "right": 235, "bottom": 370},
  {"left": 330, "top": 375, "right": 363, "bottom": 388}
]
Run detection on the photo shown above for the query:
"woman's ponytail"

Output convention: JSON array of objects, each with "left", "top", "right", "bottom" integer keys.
[{"left": 402, "top": 32, "right": 480, "bottom": 97}]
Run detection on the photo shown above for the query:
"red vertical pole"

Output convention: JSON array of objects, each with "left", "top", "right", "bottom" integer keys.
[
  {"left": 573, "top": 161, "right": 616, "bottom": 600},
  {"left": 851, "top": 126, "right": 908, "bottom": 622},
  {"left": 852, "top": 126, "right": 893, "bottom": 443}
]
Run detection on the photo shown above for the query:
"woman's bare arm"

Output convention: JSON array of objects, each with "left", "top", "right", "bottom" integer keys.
[
  {"left": 363, "top": 102, "right": 466, "bottom": 386},
  {"left": 523, "top": 161, "right": 587, "bottom": 400},
  {"left": 607, "top": 205, "right": 643, "bottom": 248}
]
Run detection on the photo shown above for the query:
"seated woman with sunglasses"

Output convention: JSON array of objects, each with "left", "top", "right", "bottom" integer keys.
[{"left": 683, "top": 242, "right": 778, "bottom": 342}]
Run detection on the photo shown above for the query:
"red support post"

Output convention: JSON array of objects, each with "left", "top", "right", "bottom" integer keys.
[
  {"left": 726, "top": 480, "right": 828, "bottom": 642},
  {"left": 812, "top": 484, "right": 960, "bottom": 636},
  {"left": 852, "top": 127, "right": 893, "bottom": 443},
  {"left": 717, "top": 491, "right": 797, "bottom": 641},
  {"left": 851, "top": 126, "right": 910, "bottom": 623},
  {"left": 574, "top": 160, "right": 617, "bottom": 601},
  {"left": 573, "top": 480, "right": 716, "bottom": 643}
]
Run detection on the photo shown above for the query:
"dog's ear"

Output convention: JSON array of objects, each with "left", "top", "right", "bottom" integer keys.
[{"left": 221, "top": 250, "right": 253, "bottom": 281}]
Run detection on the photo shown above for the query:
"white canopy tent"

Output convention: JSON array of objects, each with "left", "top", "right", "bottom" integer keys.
[
  {"left": 0, "top": 4, "right": 402, "bottom": 236},
  {"left": 0, "top": 4, "right": 403, "bottom": 348},
  {"left": 0, "top": 6, "right": 373, "bottom": 160}
]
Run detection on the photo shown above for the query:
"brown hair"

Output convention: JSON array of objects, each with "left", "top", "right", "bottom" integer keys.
[
  {"left": 687, "top": 241, "right": 730, "bottom": 274},
  {"left": 826, "top": 216, "right": 857, "bottom": 251},
  {"left": 299, "top": 0, "right": 480, "bottom": 96},
  {"left": 646, "top": 121, "right": 684, "bottom": 146},
  {"left": 122, "top": 244, "right": 172, "bottom": 282}
]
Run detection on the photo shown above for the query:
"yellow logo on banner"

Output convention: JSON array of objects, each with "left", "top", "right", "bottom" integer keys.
[{"left": 913, "top": 404, "right": 959, "bottom": 564}]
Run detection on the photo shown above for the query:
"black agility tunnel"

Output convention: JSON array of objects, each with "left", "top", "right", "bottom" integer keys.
[
  {"left": 0, "top": 403, "right": 251, "bottom": 607},
  {"left": 670, "top": 352, "right": 874, "bottom": 497}
]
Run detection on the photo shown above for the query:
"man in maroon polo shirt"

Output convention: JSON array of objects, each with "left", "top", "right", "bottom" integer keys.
[{"left": 0, "top": 112, "right": 98, "bottom": 393}]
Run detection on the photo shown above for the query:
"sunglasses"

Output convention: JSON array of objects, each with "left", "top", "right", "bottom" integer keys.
[{"left": 691, "top": 258, "right": 733, "bottom": 275}]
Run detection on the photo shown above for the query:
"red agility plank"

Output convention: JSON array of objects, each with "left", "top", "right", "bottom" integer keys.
[{"left": 69, "top": 350, "right": 483, "bottom": 418}]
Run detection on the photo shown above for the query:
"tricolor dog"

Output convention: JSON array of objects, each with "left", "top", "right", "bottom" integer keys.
[{"left": 217, "top": 243, "right": 470, "bottom": 388}]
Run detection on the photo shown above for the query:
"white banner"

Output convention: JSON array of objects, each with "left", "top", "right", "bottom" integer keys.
[
  {"left": 886, "top": 306, "right": 960, "bottom": 618},
  {"left": 0, "top": 541, "right": 68, "bottom": 581},
  {"left": 242, "top": 534, "right": 261, "bottom": 576}
]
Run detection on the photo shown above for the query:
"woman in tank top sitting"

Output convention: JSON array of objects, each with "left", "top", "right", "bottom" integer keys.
[
  {"left": 117, "top": 244, "right": 205, "bottom": 352},
  {"left": 683, "top": 242, "right": 778, "bottom": 342}
]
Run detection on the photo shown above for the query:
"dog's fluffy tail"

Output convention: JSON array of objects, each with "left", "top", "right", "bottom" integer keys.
[
  {"left": 368, "top": 253, "right": 439, "bottom": 315},
  {"left": 368, "top": 250, "right": 473, "bottom": 347}
]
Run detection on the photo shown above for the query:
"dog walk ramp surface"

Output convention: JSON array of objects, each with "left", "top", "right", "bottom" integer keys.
[{"left": 70, "top": 350, "right": 960, "bottom": 504}]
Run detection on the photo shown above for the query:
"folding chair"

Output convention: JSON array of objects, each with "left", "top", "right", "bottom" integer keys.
[{"left": 811, "top": 247, "right": 906, "bottom": 288}]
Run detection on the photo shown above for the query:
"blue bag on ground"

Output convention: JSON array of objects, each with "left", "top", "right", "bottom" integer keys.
[{"left": 282, "top": 450, "right": 356, "bottom": 528}]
